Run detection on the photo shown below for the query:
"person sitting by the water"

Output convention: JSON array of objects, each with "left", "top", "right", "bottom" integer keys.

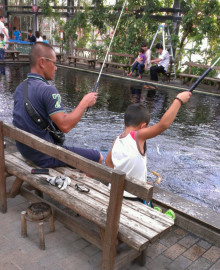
[
  {"left": 149, "top": 43, "right": 170, "bottom": 82},
  {"left": 128, "top": 48, "right": 146, "bottom": 79},
  {"left": 0, "top": 33, "right": 6, "bottom": 60},
  {"left": 13, "top": 42, "right": 103, "bottom": 168},
  {"left": 36, "top": 31, "right": 43, "bottom": 42},
  {"left": 141, "top": 43, "right": 151, "bottom": 70},
  {"left": 27, "top": 29, "right": 36, "bottom": 43},
  {"left": 12, "top": 27, "right": 21, "bottom": 40},
  {"left": 105, "top": 91, "right": 191, "bottom": 200},
  {"left": 43, "top": 35, "right": 49, "bottom": 44}
]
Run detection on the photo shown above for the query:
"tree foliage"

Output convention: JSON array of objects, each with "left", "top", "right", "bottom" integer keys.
[{"left": 40, "top": 0, "right": 220, "bottom": 68}]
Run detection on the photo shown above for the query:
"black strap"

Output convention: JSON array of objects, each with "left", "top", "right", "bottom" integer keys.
[{"left": 23, "top": 79, "right": 49, "bottom": 130}]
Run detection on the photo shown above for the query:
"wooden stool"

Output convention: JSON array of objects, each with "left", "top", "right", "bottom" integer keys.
[{"left": 21, "top": 202, "right": 55, "bottom": 250}]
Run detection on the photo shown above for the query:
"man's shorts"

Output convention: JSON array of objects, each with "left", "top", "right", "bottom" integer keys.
[{"left": 38, "top": 145, "right": 101, "bottom": 168}]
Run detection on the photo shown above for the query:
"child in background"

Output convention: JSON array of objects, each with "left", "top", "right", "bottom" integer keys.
[
  {"left": 128, "top": 48, "right": 146, "bottom": 79},
  {"left": 43, "top": 35, "right": 49, "bottom": 44},
  {"left": 105, "top": 91, "right": 191, "bottom": 199},
  {"left": 12, "top": 27, "right": 21, "bottom": 40},
  {"left": 0, "top": 33, "right": 6, "bottom": 60}
]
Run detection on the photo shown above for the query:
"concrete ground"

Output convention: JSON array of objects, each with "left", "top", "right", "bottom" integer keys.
[{"left": 0, "top": 194, "right": 220, "bottom": 270}]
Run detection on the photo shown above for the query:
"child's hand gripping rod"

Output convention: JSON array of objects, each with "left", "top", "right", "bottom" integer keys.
[
  {"left": 188, "top": 57, "right": 220, "bottom": 93},
  {"left": 85, "top": 0, "right": 128, "bottom": 115}
]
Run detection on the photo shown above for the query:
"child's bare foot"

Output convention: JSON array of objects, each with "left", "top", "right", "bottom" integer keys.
[
  {"left": 138, "top": 75, "right": 142, "bottom": 79},
  {"left": 127, "top": 72, "right": 132, "bottom": 76}
]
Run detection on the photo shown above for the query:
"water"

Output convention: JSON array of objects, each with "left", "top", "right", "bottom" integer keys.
[{"left": 1, "top": 64, "right": 220, "bottom": 212}]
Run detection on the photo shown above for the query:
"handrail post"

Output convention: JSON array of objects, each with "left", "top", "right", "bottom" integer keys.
[
  {"left": 102, "top": 170, "right": 125, "bottom": 270},
  {"left": 0, "top": 122, "right": 7, "bottom": 213}
]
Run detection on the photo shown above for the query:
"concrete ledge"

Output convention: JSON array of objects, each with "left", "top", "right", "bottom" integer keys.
[{"left": 152, "top": 187, "right": 220, "bottom": 247}]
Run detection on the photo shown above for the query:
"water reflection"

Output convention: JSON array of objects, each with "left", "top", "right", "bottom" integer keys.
[{"left": 1, "top": 64, "right": 220, "bottom": 212}]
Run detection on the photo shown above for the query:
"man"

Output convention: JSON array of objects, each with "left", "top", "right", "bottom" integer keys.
[
  {"left": 27, "top": 29, "right": 36, "bottom": 43},
  {"left": 0, "top": 16, "right": 9, "bottom": 41},
  {"left": 150, "top": 43, "right": 170, "bottom": 81},
  {"left": 13, "top": 42, "right": 103, "bottom": 168}
]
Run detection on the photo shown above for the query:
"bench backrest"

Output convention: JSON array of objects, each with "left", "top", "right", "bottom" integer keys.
[
  {"left": 73, "top": 47, "right": 97, "bottom": 59},
  {"left": 184, "top": 61, "right": 220, "bottom": 74},
  {"left": 0, "top": 122, "right": 152, "bottom": 201},
  {"left": 99, "top": 51, "right": 135, "bottom": 65}
]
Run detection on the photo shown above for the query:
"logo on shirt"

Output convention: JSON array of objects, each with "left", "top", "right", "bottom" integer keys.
[{"left": 52, "top": 94, "right": 61, "bottom": 108}]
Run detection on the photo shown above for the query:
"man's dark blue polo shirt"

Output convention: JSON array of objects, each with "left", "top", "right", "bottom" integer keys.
[{"left": 13, "top": 73, "right": 64, "bottom": 165}]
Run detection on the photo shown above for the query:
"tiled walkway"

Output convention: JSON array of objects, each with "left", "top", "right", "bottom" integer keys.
[{"left": 0, "top": 195, "right": 220, "bottom": 270}]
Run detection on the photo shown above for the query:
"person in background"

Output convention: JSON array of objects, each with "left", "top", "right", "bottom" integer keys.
[
  {"left": 150, "top": 43, "right": 170, "bottom": 81},
  {"left": 127, "top": 48, "right": 146, "bottom": 79},
  {"left": 4, "top": 23, "right": 9, "bottom": 49},
  {"left": 43, "top": 35, "right": 49, "bottom": 44},
  {"left": 0, "top": 16, "right": 9, "bottom": 41},
  {"left": 36, "top": 31, "right": 43, "bottom": 42},
  {"left": 12, "top": 26, "right": 21, "bottom": 40},
  {"left": 27, "top": 30, "right": 36, "bottom": 43},
  {"left": 0, "top": 33, "right": 6, "bottom": 60},
  {"left": 141, "top": 43, "right": 151, "bottom": 70}
]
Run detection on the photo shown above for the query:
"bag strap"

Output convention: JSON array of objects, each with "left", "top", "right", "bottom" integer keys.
[{"left": 23, "top": 79, "right": 49, "bottom": 130}]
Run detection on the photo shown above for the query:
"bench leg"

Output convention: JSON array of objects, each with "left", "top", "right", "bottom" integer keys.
[
  {"left": 135, "top": 249, "right": 147, "bottom": 266},
  {"left": 8, "top": 177, "right": 23, "bottom": 198},
  {"left": 0, "top": 122, "right": 7, "bottom": 213},
  {"left": 101, "top": 171, "right": 125, "bottom": 270}
]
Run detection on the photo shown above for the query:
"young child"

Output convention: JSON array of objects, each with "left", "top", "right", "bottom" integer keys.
[
  {"left": 105, "top": 91, "right": 191, "bottom": 199},
  {"left": 43, "top": 35, "right": 49, "bottom": 44},
  {"left": 12, "top": 27, "right": 21, "bottom": 40},
  {"left": 0, "top": 33, "right": 6, "bottom": 60},
  {"left": 128, "top": 48, "right": 146, "bottom": 79}
]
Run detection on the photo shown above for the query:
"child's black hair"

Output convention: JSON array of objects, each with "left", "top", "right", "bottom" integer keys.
[
  {"left": 139, "top": 48, "right": 145, "bottom": 54},
  {"left": 124, "top": 104, "right": 150, "bottom": 127},
  {"left": 0, "top": 33, "right": 4, "bottom": 39}
]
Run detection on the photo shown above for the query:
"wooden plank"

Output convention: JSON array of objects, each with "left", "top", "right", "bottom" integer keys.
[
  {"left": 0, "top": 122, "right": 7, "bottom": 213},
  {"left": 102, "top": 170, "right": 125, "bottom": 270}
]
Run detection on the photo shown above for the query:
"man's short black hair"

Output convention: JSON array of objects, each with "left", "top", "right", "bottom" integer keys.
[
  {"left": 155, "top": 43, "right": 163, "bottom": 50},
  {"left": 28, "top": 29, "right": 33, "bottom": 34},
  {"left": 124, "top": 104, "right": 150, "bottom": 127},
  {"left": 139, "top": 48, "right": 145, "bottom": 54},
  {"left": 29, "top": 42, "right": 55, "bottom": 67},
  {"left": 141, "top": 43, "right": 148, "bottom": 48}
]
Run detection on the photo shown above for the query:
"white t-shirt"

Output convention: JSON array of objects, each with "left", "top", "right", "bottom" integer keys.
[
  {"left": 111, "top": 131, "right": 147, "bottom": 197},
  {"left": 158, "top": 50, "right": 170, "bottom": 71},
  {"left": 4, "top": 27, "right": 9, "bottom": 49},
  {"left": 0, "top": 21, "right": 5, "bottom": 35},
  {"left": 145, "top": 49, "right": 151, "bottom": 70},
  {"left": 36, "top": 36, "right": 43, "bottom": 42}
]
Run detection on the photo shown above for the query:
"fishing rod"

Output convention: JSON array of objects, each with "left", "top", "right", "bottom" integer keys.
[
  {"left": 188, "top": 57, "right": 220, "bottom": 92},
  {"left": 92, "top": 0, "right": 128, "bottom": 92}
]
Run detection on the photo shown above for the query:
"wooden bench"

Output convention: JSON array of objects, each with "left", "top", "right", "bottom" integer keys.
[
  {"left": 0, "top": 122, "right": 174, "bottom": 270},
  {"left": 179, "top": 62, "right": 220, "bottom": 90},
  {"left": 97, "top": 52, "right": 134, "bottom": 75},
  {"left": 4, "top": 50, "right": 21, "bottom": 60},
  {"left": 68, "top": 48, "right": 97, "bottom": 68}
]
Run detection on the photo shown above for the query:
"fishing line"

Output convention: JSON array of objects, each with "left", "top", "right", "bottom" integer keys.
[{"left": 91, "top": 0, "right": 128, "bottom": 93}]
